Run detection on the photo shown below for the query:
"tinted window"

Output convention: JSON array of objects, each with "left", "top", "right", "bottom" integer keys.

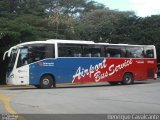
[
  {"left": 126, "top": 47, "right": 144, "bottom": 58},
  {"left": 105, "top": 46, "right": 126, "bottom": 58},
  {"left": 28, "top": 44, "right": 54, "bottom": 63},
  {"left": 58, "top": 44, "right": 82, "bottom": 57},
  {"left": 8, "top": 49, "right": 18, "bottom": 71},
  {"left": 17, "top": 48, "right": 28, "bottom": 68},
  {"left": 144, "top": 47, "right": 154, "bottom": 58},
  {"left": 83, "top": 45, "right": 104, "bottom": 57},
  {"left": 17, "top": 44, "right": 54, "bottom": 67}
]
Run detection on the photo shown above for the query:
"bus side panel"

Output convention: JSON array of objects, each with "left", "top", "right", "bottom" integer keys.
[
  {"left": 130, "top": 59, "right": 157, "bottom": 81},
  {"left": 71, "top": 58, "right": 134, "bottom": 83},
  {"left": 29, "top": 59, "right": 59, "bottom": 85},
  {"left": 29, "top": 58, "right": 107, "bottom": 84},
  {"left": 29, "top": 58, "right": 157, "bottom": 85},
  {"left": 57, "top": 58, "right": 136, "bottom": 83},
  {"left": 144, "top": 59, "right": 157, "bottom": 80},
  {"left": 55, "top": 58, "right": 104, "bottom": 83},
  {"left": 130, "top": 59, "right": 146, "bottom": 80},
  {"left": 53, "top": 58, "right": 133, "bottom": 83},
  {"left": 70, "top": 58, "right": 157, "bottom": 83}
]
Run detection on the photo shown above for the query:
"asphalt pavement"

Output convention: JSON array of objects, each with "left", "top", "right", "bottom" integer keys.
[{"left": 0, "top": 79, "right": 160, "bottom": 120}]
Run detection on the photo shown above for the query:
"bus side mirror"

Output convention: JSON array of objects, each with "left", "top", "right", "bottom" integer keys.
[{"left": 3, "top": 51, "right": 9, "bottom": 60}]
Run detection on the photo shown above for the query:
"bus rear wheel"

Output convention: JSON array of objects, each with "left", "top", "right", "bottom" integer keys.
[
  {"left": 121, "top": 73, "right": 133, "bottom": 85},
  {"left": 40, "top": 75, "right": 53, "bottom": 89}
]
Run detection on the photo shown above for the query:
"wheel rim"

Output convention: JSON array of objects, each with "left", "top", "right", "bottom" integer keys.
[
  {"left": 43, "top": 78, "right": 50, "bottom": 85},
  {"left": 125, "top": 76, "right": 132, "bottom": 83}
]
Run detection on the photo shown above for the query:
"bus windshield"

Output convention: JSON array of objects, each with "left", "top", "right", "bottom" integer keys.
[{"left": 8, "top": 48, "right": 18, "bottom": 72}]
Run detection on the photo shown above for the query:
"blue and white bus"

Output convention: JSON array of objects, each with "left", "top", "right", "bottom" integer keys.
[{"left": 3, "top": 39, "right": 157, "bottom": 88}]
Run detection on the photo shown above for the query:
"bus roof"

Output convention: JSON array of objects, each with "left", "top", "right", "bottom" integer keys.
[
  {"left": 11, "top": 39, "right": 94, "bottom": 48},
  {"left": 8, "top": 39, "right": 155, "bottom": 49},
  {"left": 47, "top": 39, "right": 95, "bottom": 44}
]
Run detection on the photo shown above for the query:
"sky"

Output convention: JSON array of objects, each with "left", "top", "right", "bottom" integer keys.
[{"left": 96, "top": 0, "right": 160, "bottom": 17}]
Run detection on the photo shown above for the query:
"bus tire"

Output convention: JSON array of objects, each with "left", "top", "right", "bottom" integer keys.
[
  {"left": 122, "top": 73, "right": 133, "bottom": 85},
  {"left": 109, "top": 82, "right": 119, "bottom": 85},
  {"left": 40, "top": 75, "right": 53, "bottom": 89}
]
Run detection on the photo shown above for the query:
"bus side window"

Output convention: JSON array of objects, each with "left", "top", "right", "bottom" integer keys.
[
  {"left": 58, "top": 44, "right": 82, "bottom": 57},
  {"left": 94, "top": 53, "right": 101, "bottom": 57},
  {"left": 105, "top": 46, "right": 125, "bottom": 58},
  {"left": 126, "top": 47, "right": 144, "bottom": 58},
  {"left": 83, "top": 45, "right": 104, "bottom": 57},
  {"left": 27, "top": 44, "right": 54, "bottom": 64},
  {"left": 145, "top": 47, "right": 154, "bottom": 58},
  {"left": 67, "top": 49, "right": 73, "bottom": 57},
  {"left": 126, "top": 50, "right": 134, "bottom": 58},
  {"left": 74, "top": 53, "right": 82, "bottom": 57},
  {"left": 85, "top": 53, "right": 92, "bottom": 57},
  {"left": 106, "top": 53, "right": 110, "bottom": 57}
]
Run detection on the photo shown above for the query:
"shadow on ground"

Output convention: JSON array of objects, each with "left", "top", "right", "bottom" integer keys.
[{"left": 0, "top": 80, "right": 156, "bottom": 91}]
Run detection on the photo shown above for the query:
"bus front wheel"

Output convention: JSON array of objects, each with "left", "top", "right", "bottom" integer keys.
[
  {"left": 40, "top": 75, "right": 53, "bottom": 89},
  {"left": 122, "top": 73, "right": 133, "bottom": 85}
]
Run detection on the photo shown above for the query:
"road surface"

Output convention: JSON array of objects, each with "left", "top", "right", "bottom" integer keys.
[{"left": 0, "top": 79, "right": 160, "bottom": 119}]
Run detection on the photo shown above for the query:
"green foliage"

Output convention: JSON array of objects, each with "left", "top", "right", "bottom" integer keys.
[
  {"left": 77, "top": 9, "right": 136, "bottom": 43},
  {"left": 1, "top": 0, "right": 160, "bottom": 84},
  {"left": 0, "top": 0, "right": 160, "bottom": 59}
]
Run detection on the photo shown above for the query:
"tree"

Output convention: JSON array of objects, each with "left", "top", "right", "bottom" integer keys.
[{"left": 77, "top": 9, "right": 136, "bottom": 43}]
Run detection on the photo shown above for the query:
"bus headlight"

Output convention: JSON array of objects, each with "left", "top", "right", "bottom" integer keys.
[{"left": 10, "top": 74, "right": 14, "bottom": 78}]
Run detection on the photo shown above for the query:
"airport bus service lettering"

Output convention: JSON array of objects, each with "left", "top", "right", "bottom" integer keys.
[{"left": 73, "top": 59, "right": 133, "bottom": 83}]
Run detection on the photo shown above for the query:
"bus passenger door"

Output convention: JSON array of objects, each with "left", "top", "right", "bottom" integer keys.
[
  {"left": 15, "top": 48, "right": 29, "bottom": 85},
  {"left": 15, "top": 65, "right": 29, "bottom": 85}
]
